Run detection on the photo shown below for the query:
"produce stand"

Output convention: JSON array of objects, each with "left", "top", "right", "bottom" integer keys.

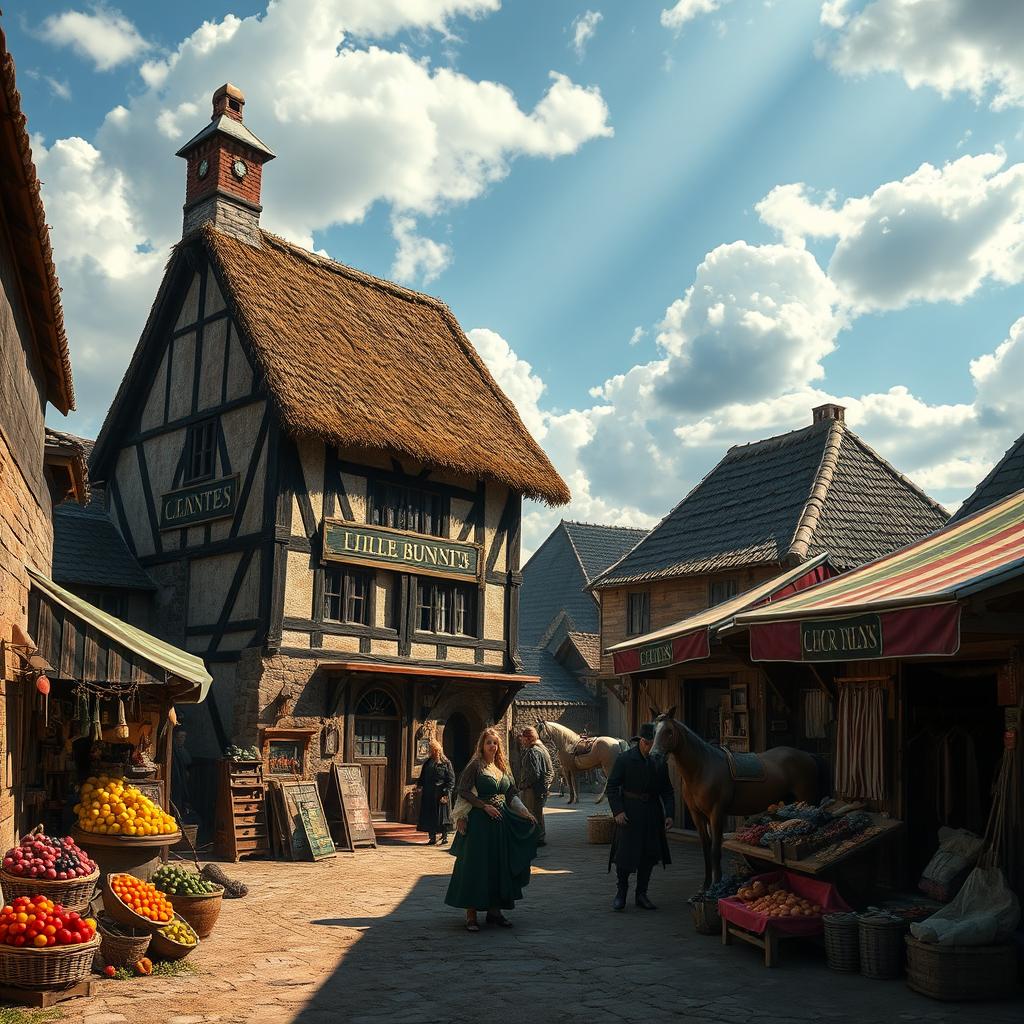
[{"left": 72, "top": 828, "right": 180, "bottom": 881}]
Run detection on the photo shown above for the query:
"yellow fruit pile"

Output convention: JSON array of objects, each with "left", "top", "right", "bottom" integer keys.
[
  {"left": 74, "top": 776, "right": 178, "bottom": 837},
  {"left": 160, "top": 918, "right": 196, "bottom": 946}
]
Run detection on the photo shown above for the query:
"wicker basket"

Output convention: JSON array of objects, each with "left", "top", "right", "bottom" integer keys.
[
  {"left": 149, "top": 915, "right": 198, "bottom": 961},
  {"left": 586, "top": 815, "right": 615, "bottom": 844},
  {"left": 905, "top": 936, "right": 1018, "bottom": 1001},
  {"left": 0, "top": 933, "right": 100, "bottom": 989},
  {"left": 171, "top": 886, "right": 224, "bottom": 939},
  {"left": 0, "top": 866, "right": 100, "bottom": 913},
  {"left": 858, "top": 914, "right": 907, "bottom": 979},
  {"left": 689, "top": 897, "right": 721, "bottom": 935},
  {"left": 823, "top": 912, "right": 860, "bottom": 973},
  {"left": 102, "top": 874, "right": 174, "bottom": 931},
  {"left": 97, "top": 915, "right": 151, "bottom": 969}
]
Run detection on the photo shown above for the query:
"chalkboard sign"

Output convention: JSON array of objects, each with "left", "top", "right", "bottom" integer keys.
[
  {"left": 324, "top": 764, "right": 376, "bottom": 850},
  {"left": 299, "top": 802, "right": 336, "bottom": 861},
  {"left": 270, "top": 780, "right": 334, "bottom": 860}
]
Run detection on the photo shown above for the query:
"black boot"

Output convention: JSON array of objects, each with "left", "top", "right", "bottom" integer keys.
[
  {"left": 440, "top": 833, "right": 449, "bottom": 845},
  {"left": 613, "top": 870, "right": 629, "bottom": 911},
  {"left": 635, "top": 892, "right": 657, "bottom": 910},
  {"left": 427, "top": 834, "right": 437, "bottom": 845}
]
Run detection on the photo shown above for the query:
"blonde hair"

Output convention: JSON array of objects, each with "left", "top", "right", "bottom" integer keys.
[
  {"left": 428, "top": 738, "right": 444, "bottom": 760},
  {"left": 472, "top": 727, "right": 508, "bottom": 774}
]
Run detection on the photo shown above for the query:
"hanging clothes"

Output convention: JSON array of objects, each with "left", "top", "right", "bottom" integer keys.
[{"left": 834, "top": 681, "right": 887, "bottom": 801}]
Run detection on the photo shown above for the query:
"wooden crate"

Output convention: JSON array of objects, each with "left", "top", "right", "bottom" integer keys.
[{"left": 215, "top": 760, "right": 269, "bottom": 861}]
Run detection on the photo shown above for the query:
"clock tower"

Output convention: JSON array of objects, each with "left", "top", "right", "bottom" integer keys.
[{"left": 176, "top": 84, "right": 275, "bottom": 245}]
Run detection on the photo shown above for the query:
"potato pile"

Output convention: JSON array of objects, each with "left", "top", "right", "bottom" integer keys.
[{"left": 736, "top": 879, "right": 822, "bottom": 918}]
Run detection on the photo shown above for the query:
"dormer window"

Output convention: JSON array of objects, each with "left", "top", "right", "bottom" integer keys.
[
  {"left": 184, "top": 419, "right": 217, "bottom": 483},
  {"left": 369, "top": 481, "right": 444, "bottom": 537}
]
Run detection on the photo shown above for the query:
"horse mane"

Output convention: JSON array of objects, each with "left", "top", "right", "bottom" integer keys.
[
  {"left": 660, "top": 715, "right": 722, "bottom": 759},
  {"left": 539, "top": 720, "right": 579, "bottom": 749}
]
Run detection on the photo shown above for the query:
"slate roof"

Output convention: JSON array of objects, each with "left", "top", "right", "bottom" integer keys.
[
  {"left": 565, "top": 631, "right": 601, "bottom": 672},
  {"left": 562, "top": 521, "right": 648, "bottom": 583},
  {"left": 592, "top": 414, "right": 949, "bottom": 587},
  {"left": 517, "top": 646, "right": 597, "bottom": 705},
  {"left": 950, "top": 430, "right": 1024, "bottom": 524},
  {"left": 53, "top": 488, "right": 156, "bottom": 591}
]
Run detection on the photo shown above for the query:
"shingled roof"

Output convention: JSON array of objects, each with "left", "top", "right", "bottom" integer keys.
[
  {"left": 950, "top": 430, "right": 1024, "bottom": 524},
  {"left": 0, "top": 28, "right": 74, "bottom": 413},
  {"left": 592, "top": 409, "right": 949, "bottom": 588},
  {"left": 562, "top": 521, "right": 648, "bottom": 583},
  {"left": 93, "top": 225, "right": 568, "bottom": 505},
  {"left": 53, "top": 487, "right": 156, "bottom": 592},
  {"left": 518, "top": 646, "right": 597, "bottom": 705}
]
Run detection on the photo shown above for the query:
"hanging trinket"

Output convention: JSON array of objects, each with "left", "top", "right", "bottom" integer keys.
[
  {"left": 321, "top": 721, "right": 339, "bottom": 757},
  {"left": 91, "top": 694, "right": 103, "bottom": 741},
  {"left": 74, "top": 690, "right": 90, "bottom": 740},
  {"left": 36, "top": 675, "right": 50, "bottom": 726},
  {"left": 114, "top": 698, "right": 130, "bottom": 740}
]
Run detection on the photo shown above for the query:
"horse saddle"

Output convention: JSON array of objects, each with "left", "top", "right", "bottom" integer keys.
[
  {"left": 721, "top": 747, "right": 766, "bottom": 782},
  {"left": 569, "top": 737, "right": 595, "bottom": 757}
]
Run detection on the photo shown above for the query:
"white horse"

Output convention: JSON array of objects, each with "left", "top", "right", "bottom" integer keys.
[{"left": 537, "top": 721, "right": 629, "bottom": 804}]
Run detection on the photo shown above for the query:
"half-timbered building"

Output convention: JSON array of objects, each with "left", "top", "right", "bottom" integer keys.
[{"left": 88, "top": 85, "right": 569, "bottom": 824}]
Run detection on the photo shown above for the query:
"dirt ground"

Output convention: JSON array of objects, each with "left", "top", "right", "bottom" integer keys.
[{"left": 11, "top": 804, "right": 1023, "bottom": 1024}]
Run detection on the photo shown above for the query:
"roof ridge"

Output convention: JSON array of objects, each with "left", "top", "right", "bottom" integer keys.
[
  {"left": 723, "top": 420, "right": 821, "bottom": 457},
  {"left": 950, "top": 429, "right": 1024, "bottom": 523},
  {"left": 788, "top": 419, "right": 843, "bottom": 563},
  {"left": 560, "top": 521, "right": 590, "bottom": 581},
  {"left": 564, "top": 520, "right": 647, "bottom": 532}
]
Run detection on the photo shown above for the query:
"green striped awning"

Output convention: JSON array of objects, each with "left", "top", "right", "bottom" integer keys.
[{"left": 28, "top": 567, "right": 212, "bottom": 702}]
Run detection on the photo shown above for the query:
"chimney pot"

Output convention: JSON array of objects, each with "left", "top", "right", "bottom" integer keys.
[
  {"left": 212, "top": 83, "right": 245, "bottom": 123},
  {"left": 812, "top": 403, "right": 846, "bottom": 424}
]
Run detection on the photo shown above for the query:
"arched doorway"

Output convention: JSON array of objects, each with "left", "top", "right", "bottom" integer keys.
[
  {"left": 443, "top": 712, "right": 472, "bottom": 779},
  {"left": 354, "top": 688, "right": 399, "bottom": 820}
]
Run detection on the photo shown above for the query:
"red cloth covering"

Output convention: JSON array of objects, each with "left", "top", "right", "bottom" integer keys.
[{"left": 718, "top": 870, "right": 850, "bottom": 936}]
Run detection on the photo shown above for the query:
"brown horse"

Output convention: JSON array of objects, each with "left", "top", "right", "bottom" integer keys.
[
  {"left": 650, "top": 706, "right": 821, "bottom": 889},
  {"left": 536, "top": 721, "right": 629, "bottom": 804}
]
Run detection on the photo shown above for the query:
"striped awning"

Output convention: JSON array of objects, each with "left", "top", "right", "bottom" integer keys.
[
  {"left": 607, "top": 554, "right": 833, "bottom": 674},
  {"left": 734, "top": 488, "right": 1024, "bottom": 662},
  {"left": 28, "top": 567, "right": 212, "bottom": 702}
]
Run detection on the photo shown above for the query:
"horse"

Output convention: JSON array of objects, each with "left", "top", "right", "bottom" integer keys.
[
  {"left": 650, "top": 706, "right": 822, "bottom": 890},
  {"left": 536, "top": 721, "right": 629, "bottom": 805}
]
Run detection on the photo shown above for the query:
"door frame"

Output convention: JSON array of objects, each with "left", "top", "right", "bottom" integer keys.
[{"left": 346, "top": 680, "right": 408, "bottom": 822}]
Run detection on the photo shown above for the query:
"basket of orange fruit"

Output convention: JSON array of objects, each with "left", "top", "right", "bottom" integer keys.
[
  {"left": 102, "top": 873, "right": 174, "bottom": 931},
  {"left": 0, "top": 895, "right": 100, "bottom": 989}
]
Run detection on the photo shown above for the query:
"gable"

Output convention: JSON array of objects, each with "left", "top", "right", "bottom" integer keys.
[{"left": 520, "top": 526, "right": 595, "bottom": 646}]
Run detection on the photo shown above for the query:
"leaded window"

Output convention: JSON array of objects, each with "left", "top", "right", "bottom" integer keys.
[
  {"left": 324, "top": 567, "right": 373, "bottom": 625},
  {"left": 416, "top": 580, "right": 474, "bottom": 636}
]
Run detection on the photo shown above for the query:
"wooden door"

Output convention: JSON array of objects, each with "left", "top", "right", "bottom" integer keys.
[{"left": 354, "top": 689, "right": 399, "bottom": 820}]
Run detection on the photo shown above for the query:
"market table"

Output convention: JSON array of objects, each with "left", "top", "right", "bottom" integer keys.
[{"left": 71, "top": 828, "right": 181, "bottom": 881}]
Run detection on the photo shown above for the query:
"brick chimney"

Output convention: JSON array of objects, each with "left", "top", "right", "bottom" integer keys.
[
  {"left": 176, "top": 84, "right": 275, "bottom": 245},
  {"left": 812, "top": 403, "right": 846, "bottom": 424}
]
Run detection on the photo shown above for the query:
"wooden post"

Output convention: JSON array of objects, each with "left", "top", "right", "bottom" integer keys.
[{"left": 162, "top": 703, "right": 174, "bottom": 812}]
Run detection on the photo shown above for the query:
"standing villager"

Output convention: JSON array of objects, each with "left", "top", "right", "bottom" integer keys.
[
  {"left": 416, "top": 739, "right": 455, "bottom": 845},
  {"left": 517, "top": 727, "right": 555, "bottom": 845},
  {"left": 606, "top": 723, "right": 674, "bottom": 911},
  {"left": 445, "top": 728, "right": 538, "bottom": 931}
]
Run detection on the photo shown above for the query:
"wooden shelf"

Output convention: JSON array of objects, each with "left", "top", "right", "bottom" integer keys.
[{"left": 215, "top": 760, "right": 270, "bottom": 862}]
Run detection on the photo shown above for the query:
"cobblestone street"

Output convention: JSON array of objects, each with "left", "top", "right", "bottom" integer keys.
[{"left": 69, "top": 805, "right": 1022, "bottom": 1024}]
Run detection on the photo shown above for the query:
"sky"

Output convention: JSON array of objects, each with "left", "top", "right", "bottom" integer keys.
[{"left": 8, "top": 0, "right": 1024, "bottom": 554}]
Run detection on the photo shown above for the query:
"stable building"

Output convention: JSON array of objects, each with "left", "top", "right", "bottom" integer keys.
[{"left": 87, "top": 85, "right": 568, "bottom": 824}]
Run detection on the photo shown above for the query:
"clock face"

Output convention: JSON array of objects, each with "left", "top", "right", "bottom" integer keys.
[
  {"left": 232, "top": 159, "right": 247, "bottom": 180},
  {"left": 197, "top": 158, "right": 209, "bottom": 179}
]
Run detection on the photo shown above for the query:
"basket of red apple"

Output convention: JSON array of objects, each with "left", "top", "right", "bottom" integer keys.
[
  {"left": 1, "top": 828, "right": 99, "bottom": 912},
  {"left": 0, "top": 896, "right": 100, "bottom": 988}
]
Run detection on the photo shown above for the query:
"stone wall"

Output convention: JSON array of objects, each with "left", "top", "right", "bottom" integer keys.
[{"left": 510, "top": 701, "right": 600, "bottom": 788}]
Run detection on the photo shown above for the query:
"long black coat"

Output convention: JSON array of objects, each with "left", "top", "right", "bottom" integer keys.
[
  {"left": 606, "top": 745, "right": 674, "bottom": 872},
  {"left": 416, "top": 756, "right": 455, "bottom": 834}
]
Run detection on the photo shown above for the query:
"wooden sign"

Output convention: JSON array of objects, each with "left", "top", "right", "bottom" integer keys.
[
  {"left": 269, "top": 780, "right": 334, "bottom": 860},
  {"left": 299, "top": 802, "right": 336, "bottom": 861},
  {"left": 327, "top": 763, "right": 377, "bottom": 849},
  {"left": 323, "top": 520, "right": 480, "bottom": 582},
  {"left": 159, "top": 475, "right": 239, "bottom": 530},
  {"left": 800, "top": 613, "right": 882, "bottom": 661}
]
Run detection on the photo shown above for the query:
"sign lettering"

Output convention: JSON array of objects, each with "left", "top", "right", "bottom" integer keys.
[
  {"left": 638, "top": 642, "right": 674, "bottom": 668},
  {"left": 159, "top": 475, "right": 239, "bottom": 530},
  {"left": 799, "top": 613, "right": 882, "bottom": 662},
  {"left": 323, "top": 520, "right": 480, "bottom": 581}
]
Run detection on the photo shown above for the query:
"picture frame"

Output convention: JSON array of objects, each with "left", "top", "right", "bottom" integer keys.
[{"left": 267, "top": 738, "right": 304, "bottom": 776}]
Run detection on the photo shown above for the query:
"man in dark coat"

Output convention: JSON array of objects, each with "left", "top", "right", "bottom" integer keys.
[
  {"left": 606, "top": 723, "right": 674, "bottom": 911},
  {"left": 518, "top": 727, "right": 555, "bottom": 845}
]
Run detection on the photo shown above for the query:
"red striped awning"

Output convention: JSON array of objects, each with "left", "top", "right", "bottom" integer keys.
[
  {"left": 608, "top": 555, "right": 833, "bottom": 675},
  {"left": 735, "top": 488, "right": 1024, "bottom": 662}
]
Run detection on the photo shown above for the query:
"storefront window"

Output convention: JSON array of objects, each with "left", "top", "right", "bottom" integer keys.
[
  {"left": 416, "top": 580, "right": 474, "bottom": 635},
  {"left": 368, "top": 481, "right": 444, "bottom": 537}
]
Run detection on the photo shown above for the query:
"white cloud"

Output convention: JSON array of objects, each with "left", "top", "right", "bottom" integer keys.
[
  {"left": 39, "top": 0, "right": 612, "bottom": 432},
  {"left": 390, "top": 215, "right": 452, "bottom": 284},
  {"left": 822, "top": 0, "right": 1024, "bottom": 110},
  {"left": 468, "top": 328, "right": 548, "bottom": 441},
  {"left": 37, "top": 5, "right": 150, "bottom": 71},
  {"left": 757, "top": 151, "right": 1024, "bottom": 312},
  {"left": 571, "top": 10, "right": 603, "bottom": 59},
  {"left": 629, "top": 325, "right": 647, "bottom": 346},
  {"left": 661, "top": 0, "right": 729, "bottom": 32}
]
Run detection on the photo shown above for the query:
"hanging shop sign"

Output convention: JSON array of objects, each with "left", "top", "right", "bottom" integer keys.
[
  {"left": 322, "top": 519, "right": 481, "bottom": 581},
  {"left": 800, "top": 613, "right": 882, "bottom": 661},
  {"left": 159, "top": 475, "right": 239, "bottom": 530}
]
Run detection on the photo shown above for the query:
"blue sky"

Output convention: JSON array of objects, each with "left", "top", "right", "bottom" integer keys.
[{"left": 8, "top": 1, "right": 1024, "bottom": 549}]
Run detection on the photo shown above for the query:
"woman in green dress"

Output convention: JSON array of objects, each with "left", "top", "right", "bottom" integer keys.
[{"left": 445, "top": 727, "right": 538, "bottom": 931}]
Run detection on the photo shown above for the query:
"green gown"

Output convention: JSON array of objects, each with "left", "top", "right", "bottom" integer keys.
[{"left": 445, "top": 767, "right": 537, "bottom": 910}]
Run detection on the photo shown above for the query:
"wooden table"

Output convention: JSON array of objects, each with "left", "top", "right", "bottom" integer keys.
[{"left": 721, "top": 916, "right": 801, "bottom": 968}]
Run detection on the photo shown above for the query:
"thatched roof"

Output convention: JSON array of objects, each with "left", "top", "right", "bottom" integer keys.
[
  {"left": 0, "top": 28, "right": 74, "bottom": 413},
  {"left": 592, "top": 415, "right": 949, "bottom": 588},
  {"left": 95, "top": 224, "right": 567, "bottom": 503}
]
